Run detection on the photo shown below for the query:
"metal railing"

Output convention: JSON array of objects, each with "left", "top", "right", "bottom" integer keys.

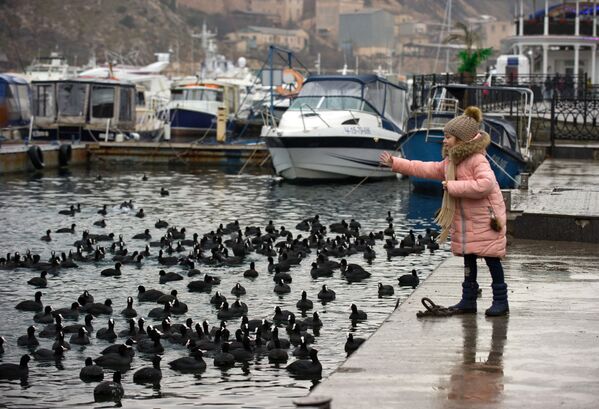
[{"left": 410, "top": 73, "right": 599, "bottom": 145}]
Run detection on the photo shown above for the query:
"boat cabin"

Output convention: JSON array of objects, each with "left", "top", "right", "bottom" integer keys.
[
  {"left": 288, "top": 75, "right": 409, "bottom": 133},
  {"left": 170, "top": 82, "right": 239, "bottom": 114},
  {"left": 31, "top": 78, "right": 136, "bottom": 133}
]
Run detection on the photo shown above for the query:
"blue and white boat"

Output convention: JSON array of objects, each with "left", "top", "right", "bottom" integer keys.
[
  {"left": 399, "top": 84, "right": 533, "bottom": 191},
  {"left": 161, "top": 81, "right": 239, "bottom": 138},
  {"left": 262, "top": 74, "right": 409, "bottom": 180}
]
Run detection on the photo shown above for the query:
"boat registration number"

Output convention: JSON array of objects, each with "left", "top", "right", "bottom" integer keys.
[{"left": 343, "top": 126, "right": 371, "bottom": 136}]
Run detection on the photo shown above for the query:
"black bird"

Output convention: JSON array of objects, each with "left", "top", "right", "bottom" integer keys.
[
  {"left": 398, "top": 269, "right": 420, "bottom": 288},
  {"left": 98, "top": 204, "right": 108, "bottom": 216},
  {"left": 28, "top": 271, "right": 48, "bottom": 288},
  {"left": 169, "top": 348, "right": 207, "bottom": 373},
  {"left": 386, "top": 210, "right": 393, "bottom": 222},
  {"left": 213, "top": 342, "right": 235, "bottom": 368},
  {"left": 17, "top": 325, "right": 39, "bottom": 347},
  {"left": 15, "top": 291, "right": 43, "bottom": 312},
  {"left": 274, "top": 279, "right": 291, "bottom": 294},
  {"left": 40, "top": 229, "right": 52, "bottom": 242},
  {"left": 159, "top": 269, "right": 183, "bottom": 284},
  {"left": 101, "top": 262, "right": 122, "bottom": 277},
  {"left": 138, "top": 285, "right": 165, "bottom": 302},
  {"left": 296, "top": 291, "right": 313, "bottom": 311},
  {"left": 378, "top": 282, "right": 395, "bottom": 296},
  {"left": 243, "top": 261, "right": 259, "bottom": 278},
  {"left": 0, "top": 354, "right": 30, "bottom": 380},
  {"left": 56, "top": 223, "right": 76, "bottom": 234},
  {"left": 349, "top": 304, "right": 367, "bottom": 321},
  {"left": 96, "top": 318, "right": 117, "bottom": 342},
  {"left": 132, "top": 229, "right": 151, "bottom": 240},
  {"left": 286, "top": 348, "right": 322, "bottom": 377},
  {"left": 133, "top": 355, "right": 162, "bottom": 384},
  {"left": 77, "top": 290, "right": 94, "bottom": 306},
  {"left": 121, "top": 297, "right": 137, "bottom": 318},
  {"left": 93, "top": 219, "right": 106, "bottom": 228},
  {"left": 70, "top": 327, "right": 91, "bottom": 345},
  {"left": 160, "top": 187, "right": 170, "bottom": 196},
  {"left": 93, "top": 371, "right": 124, "bottom": 403},
  {"left": 231, "top": 283, "right": 246, "bottom": 296},
  {"left": 155, "top": 219, "right": 169, "bottom": 229},
  {"left": 317, "top": 285, "right": 336, "bottom": 302},
  {"left": 80, "top": 357, "right": 104, "bottom": 382},
  {"left": 58, "top": 205, "right": 75, "bottom": 216},
  {"left": 135, "top": 208, "right": 145, "bottom": 218},
  {"left": 344, "top": 333, "right": 366, "bottom": 356}
]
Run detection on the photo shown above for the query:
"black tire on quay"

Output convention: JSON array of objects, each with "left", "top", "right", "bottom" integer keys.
[
  {"left": 27, "top": 145, "right": 44, "bottom": 170},
  {"left": 58, "top": 144, "right": 72, "bottom": 167}
]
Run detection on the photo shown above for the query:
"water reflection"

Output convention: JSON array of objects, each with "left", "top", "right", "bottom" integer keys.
[{"left": 445, "top": 316, "right": 508, "bottom": 405}]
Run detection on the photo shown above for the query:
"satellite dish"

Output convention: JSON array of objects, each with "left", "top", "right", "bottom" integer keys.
[{"left": 237, "top": 57, "right": 247, "bottom": 68}]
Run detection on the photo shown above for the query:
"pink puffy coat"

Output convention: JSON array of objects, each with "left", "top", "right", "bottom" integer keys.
[{"left": 391, "top": 133, "right": 506, "bottom": 257}]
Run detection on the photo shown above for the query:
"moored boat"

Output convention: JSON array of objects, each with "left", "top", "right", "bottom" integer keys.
[
  {"left": 399, "top": 83, "right": 533, "bottom": 192},
  {"left": 261, "top": 74, "right": 409, "bottom": 181}
]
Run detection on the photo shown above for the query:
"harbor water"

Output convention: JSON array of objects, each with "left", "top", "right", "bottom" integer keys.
[{"left": 0, "top": 165, "right": 448, "bottom": 408}]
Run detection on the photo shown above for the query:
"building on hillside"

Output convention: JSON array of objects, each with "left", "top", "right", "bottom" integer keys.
[
  {"left": 248, "top": 0, "right": 304, "bottom": 24},
  {"left": 463, "top": 15, "right": 514, "bottom": 52},
  {"left": 226, "top": 26, "right": 309, "bottom": 53},
  {"left": 315, "top": 0, "right": 363, "bottom": 40},
  {"left": 501, "top": 0, "right": 599, "bottom": 83},
  {"left": 339, "top": 8, "right": 395, "bottom": 57}
]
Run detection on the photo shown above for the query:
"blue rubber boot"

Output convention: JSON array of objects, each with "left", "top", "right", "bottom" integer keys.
[
  {"left": 449, "top": 281, "right": 479, "bottom": 314},
  {"left": 485, "top": 283, "right": 509, "bottom": 316}
]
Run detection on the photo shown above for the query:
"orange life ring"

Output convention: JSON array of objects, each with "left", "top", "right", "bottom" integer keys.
[{"left": 276, "top": 68, "right": 304, "bottom": 96}]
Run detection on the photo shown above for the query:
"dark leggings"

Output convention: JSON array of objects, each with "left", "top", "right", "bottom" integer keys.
[{"left": 463, "top": 254, "right": 505, "bottom": 284}]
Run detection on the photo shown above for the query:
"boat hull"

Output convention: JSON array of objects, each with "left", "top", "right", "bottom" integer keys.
[
  {"left": 264, "top": 131, "right": 399, "bottom": 180},
  {"left": 399, "top": 129, "right": 526, "bottom": 191}
]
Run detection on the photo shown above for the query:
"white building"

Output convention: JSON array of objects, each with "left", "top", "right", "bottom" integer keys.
[{"left": 502, "top": 0, "right": 599, "bottom": 83}]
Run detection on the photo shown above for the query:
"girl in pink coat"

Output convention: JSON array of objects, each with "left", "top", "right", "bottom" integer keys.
[{"left": 380, "top": 106, "right": 508, "bottom": 316}]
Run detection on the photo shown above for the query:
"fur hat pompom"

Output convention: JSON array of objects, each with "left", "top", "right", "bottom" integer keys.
[{"left": 463, "top": 106, "right": 482, "bottom": 123}]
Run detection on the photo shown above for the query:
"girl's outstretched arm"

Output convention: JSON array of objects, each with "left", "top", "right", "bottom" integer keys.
[{"left": 379, "top": 151, "right": 445, "bottom": 181}]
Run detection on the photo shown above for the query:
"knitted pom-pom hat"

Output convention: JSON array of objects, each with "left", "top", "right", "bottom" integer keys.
[{"left": 443, "top": 106, "right": 483, "bottom": 142}]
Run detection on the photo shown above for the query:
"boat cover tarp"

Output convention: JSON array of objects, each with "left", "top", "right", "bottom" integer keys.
[{"left": 0, "top": 74, "right": 32, "bottom": 128}]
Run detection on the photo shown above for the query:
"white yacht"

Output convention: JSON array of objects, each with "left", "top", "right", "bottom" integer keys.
[
  {"left": 262, "top": 74, "right": 409, "bottom": 180},
  {"left": 25, "top": 52, "right": 79, "bottom": 81}
]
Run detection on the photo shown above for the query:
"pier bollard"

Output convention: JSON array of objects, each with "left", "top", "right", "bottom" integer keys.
[
  {"left": 519, "top": 172, "right": 530, "bottom": 190},
  {"left": 501, "top": 189, "right": 511, "bottom": 212},
  {"left": 216, "top": 106, "right": 227, "bottom": 143},
  {"left": 293, "top": 395, "right": 332, "bottom": 409}
]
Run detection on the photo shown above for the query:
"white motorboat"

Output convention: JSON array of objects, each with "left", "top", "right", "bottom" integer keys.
[{"left": 262, "top": 74, "right": 409, "bottom": 180}]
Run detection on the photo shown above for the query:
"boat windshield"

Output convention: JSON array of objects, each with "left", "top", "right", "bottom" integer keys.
[
  {"left": 288, "top": 96, "right": 376, "bottom": 113},
  {"left": 295, "top": 79, "right": 407, "bottom": 125},
  {"left": 172, "top": 88, "right": 223, "bottom": 102}
]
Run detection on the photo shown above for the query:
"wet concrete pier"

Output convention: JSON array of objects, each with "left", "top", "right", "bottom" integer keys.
[
  {"left": 508, "top": 158, "right": 599, "bottom": 242},
  {"left": 310, "top": 239, "right": 599, "bottom": 408}
]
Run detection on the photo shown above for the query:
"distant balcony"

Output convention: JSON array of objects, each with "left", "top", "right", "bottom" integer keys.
[{"left": 517, "top": 19, "right": 596, "bottom": 36}]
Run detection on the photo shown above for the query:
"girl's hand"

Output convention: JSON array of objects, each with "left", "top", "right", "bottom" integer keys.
[{"left": 379, "top": 151, "right": 393, "bottom": 167}]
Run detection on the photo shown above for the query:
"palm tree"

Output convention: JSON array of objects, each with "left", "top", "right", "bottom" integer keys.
[{"left": 443, "top": 22, "right": 492, "bottom": 77}]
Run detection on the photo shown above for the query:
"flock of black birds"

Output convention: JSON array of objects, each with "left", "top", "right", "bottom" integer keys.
[{"left": 0, "top": 178, "right": 441, "bottom": 404}]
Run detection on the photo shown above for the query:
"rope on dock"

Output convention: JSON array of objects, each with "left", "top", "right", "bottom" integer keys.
[
  {"left": 238, "top": 145, "right": 260, "bottom": 175},
  {"left": 485, "top": 153, "right": 521, "bottom": 188}
]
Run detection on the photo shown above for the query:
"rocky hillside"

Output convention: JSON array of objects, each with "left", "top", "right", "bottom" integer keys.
[{"left": 0, "top": 0, "right": 528, "bottom": 72}]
